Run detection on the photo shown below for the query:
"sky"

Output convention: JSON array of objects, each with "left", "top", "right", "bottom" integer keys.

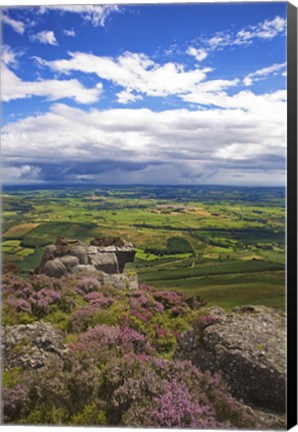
[{"left": 1, "top": 2, "right": 287, "bottom": 186}]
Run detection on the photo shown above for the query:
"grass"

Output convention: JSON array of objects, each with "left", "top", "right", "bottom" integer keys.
[
  {"left": 2, "top": 240, "right": 22, "bottom": 247},
  {"left": 148, "top": 271, "right": 285, "bottom": 311},
  {"left": 21, "top": 222, "right": 99, "bottom": 247},
  {"left": 138, "top": 258, "right": 284, "bottom": 282},
  {"left": 3, "top": 223, "right": 40, "bottom": 239},
  {"left": 17, "top": 248, "right": 35, "bottom": 257}
]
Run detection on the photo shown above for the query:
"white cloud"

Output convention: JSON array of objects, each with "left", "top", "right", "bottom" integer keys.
[
  {"left": 186, "top": 47, "right": 208, "bottom": 61},
  {"left": 30, "top": 30, "right": 58, "bottom": 45},
  {"left": 39, "top": 49, "right": 287, "bottom": 112},
  {"left": 1, "top": 64, "right": 102, "bottom": 104},
  {"left": 41, "top": 5, "right": 121, "bottom": 27},
  {"left": 208, "top": 36, "right": 225, "bottom": 48},
  {"left": 243, "top": 62, "right": 287, "bottom": 86},
  {"left": 1, "top": 45, "right": 20, "bottom": 67},
  {"left": 63, "top": 29, "right": 75, "bottom": 37},
  {"left": 2, "top": 13, "right": 25, "bottom": 34},
  {"left": 42, "top": 50, "right": 212, "bottom": 102},
  {"left": 2, "top": 95, "right": 286, "bottom": 185},
  {"left": 255, "top": 15, "right": 286, "bottom": 39},
  {"left": 182, "top": 86, "right": 286, "bottom": 114},
  {"left": 116, "top": 90, "right": 143, "bottom": 104},
  {"left": 206, "top": 15, "right": 286, "bottom": 50}
]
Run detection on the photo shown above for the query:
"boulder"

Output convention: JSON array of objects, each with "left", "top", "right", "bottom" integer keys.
[
  {"left": 89, "top": 252, "right": 119, "bottom": 273},
  {"left": 176, "top": 305, "right": 286, "bottom": 412},
  {"left": 2, "top": 321, "right": 68, "bottom": 370},
  {"left": 73, "top": 264, "right": 100, "bottom": 275},
  {"left": 42, "top": 258, "right": 67, "bottom": 278},
  {"left": 61, "top": 255, "right": 80, "bottom": 271},
  {"left": 103, "top": 272, "right": 139, "bottom": 291},
  {"left": 37, "top": 238, "right": 136, "bottom": 279},
  {"left": 68, "top": 244, "right": 89, "bottom": 264}
]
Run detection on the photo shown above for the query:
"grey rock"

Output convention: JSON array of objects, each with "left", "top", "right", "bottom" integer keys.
[
  {"left": 37, "top": 238, "right": 136, "bottom": 282},
  {"left": 103, "top": 272, "right": 139, "bottom": 290},
  {"left": 68, "top": 245, "right": 89, "bottom": 264},
  {"left": 97, "top": 246, "right": 117, "bottom": 253},
  {"left": 2, "top": 321, "right": 68, "bottom": 370},
  {"left": 45, "top": 244, "right": 57, "bottom": 254},
  {"left": 89, "top": 252, "right": 119, "bottom": 273},
  {"left": 42, "top": 258, "right": 67, "bottom": 278},
  {"left": 61, "top": 255, "right": 80, "bottom": 271},
  {"left": 176, "top": 305, "right": 286, "bottom": 412},
  {"left": 87, "top": 246, "right": 98, "bottom": 255},
  {"left": 73, "top": 264, "right": 99, "bottom": 275},
  {"left": 115, "top": 249, "right": 136, "bottom": 273}
]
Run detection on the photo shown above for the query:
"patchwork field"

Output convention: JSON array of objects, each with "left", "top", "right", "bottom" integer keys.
[{"left": 2, "top": 185, "right": 286, "bottom": 310}]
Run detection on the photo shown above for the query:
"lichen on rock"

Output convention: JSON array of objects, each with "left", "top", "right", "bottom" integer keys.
[
  {"left": 2, "top": 321, "right": 68, "bottom": 370},
  {"left": 176, "top": 305, "right": 286, "bottom": 413}
]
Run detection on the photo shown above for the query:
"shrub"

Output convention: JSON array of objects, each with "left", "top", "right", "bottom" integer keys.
[
  {"left": 100, "top": 354, "right": 261, "bottom": 428},
  {"left": 76, "top": 277, "right": 101, "bottom": 295},
  {"left": 3, "top": 384, "right": 30, "bottom": 423},
  {"left": 2, "top": 274, "right": 264, "bottom": 429}
]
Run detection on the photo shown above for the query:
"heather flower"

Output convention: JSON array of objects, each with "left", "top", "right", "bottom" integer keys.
[
  {"left": 3, "top": 384, "right": 29, "bottom": 422},
  {"left": 193, "top": 314, "right": 216, "bottom": 330},
  {"left": 70, "top": 306, "right": 97, "bottom": 332},
  {"left": 153, "top": 290, "right": 185, "bottom": 309},
  {"left": 29, "top": 289, "right": 61, "bottom": 315},
  {"left": 84, "top": 292, "right": 113, "bottom": 308},
  {"left": 2, "top": 276, "right": 30, "bottom": 296},
  {"left": 76, "top": 277, "right": 101, "bottom": 295},
  {"left": 138, "top": 284, "right": 152, "bottom": 292},
  {"left": 30, "top": 274, "right": 59, "bottom": 291},
  {"left": 131, "top": 309, "right": 153, "bottom": 323},
  {"left": 6, "top": 296, "right": 32, "bottom": 314},
  {"left": 152, "top": 300, "right": 164, "bottom": 312},
  {"left": 73, "top": 324, "right": 152, "bottom": 355},
  {"left": 150, "top": 379, "right": 213, "bottom": 428}
]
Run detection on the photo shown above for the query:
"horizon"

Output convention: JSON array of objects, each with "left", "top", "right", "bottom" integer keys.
[
  {"left": 2, "top": 3, "right": 287, "bottom": 187},
  {"left": 2, "top": 182, "right": 286, "bottom": 190}
]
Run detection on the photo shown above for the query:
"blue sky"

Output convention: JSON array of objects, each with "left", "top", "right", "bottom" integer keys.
[{"left": 1, "top": 2, "right": 287, "bottom": 186}]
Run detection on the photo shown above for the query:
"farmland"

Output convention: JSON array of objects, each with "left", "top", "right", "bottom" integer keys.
[{"left": 2, "top": 185, "right": 286, "bottom": 311}]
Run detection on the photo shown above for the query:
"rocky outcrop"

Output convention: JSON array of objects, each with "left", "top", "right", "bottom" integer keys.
[
  {"left": 2, "top": 321, "right": 67, "bottom": 370},
  {"left": 103, "top": 272, "right": 139, "bottom": 291},
  {"left": 176, "top": 305, "right": 286, "bottom": 413},
  {"left": 37, "top": 237, "right": 136, "bottom": 278}
]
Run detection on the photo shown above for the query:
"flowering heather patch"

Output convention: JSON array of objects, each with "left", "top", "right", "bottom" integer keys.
[
  {"left": 3, "top": 384, "right": 29, "bottom": 422},
  {"left": 152, "top": 290, "right": 188, "bottom": 313},
  {"left": 30, "top": 274, "right": 60, "bottom": 292},
  {"left": 76, "top": 276, "right": 101, "bottom": 294},
  {"left": 193, "top": 314, "right": 217, "bottom": 330},
  {"left": 150, "top": 379, "right": 215, "bottom": 428},
  {"left": 2, "top": 271, "right": 264, "bottom": 428},
  {"left": 69, "top": 324, "right": 154, "bottom": 362},
  {"left": 2, "top": 275, "right": 32, "bottom": 298},
  {"left": 101, "top": 353, "right": 261, "bottom": 428},
  {"left": 29, "top": 289, "right": 61, "bottom": 315},
  {"left": 6, "top": 296, "right": 32, "bottom": 314},
  {"left": 83, "top": 292, "right": 113, "bottom": 308},
  {"left": 69, "top": 305, "right": 99, "bottom": 332}
]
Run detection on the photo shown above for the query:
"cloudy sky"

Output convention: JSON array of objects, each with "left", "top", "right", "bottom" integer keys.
[{"left": 1, "top": 2, "right": 287, "bottom": 186}]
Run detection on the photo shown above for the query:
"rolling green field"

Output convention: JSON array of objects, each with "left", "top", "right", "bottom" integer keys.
[{"left": 2, "top": 185, "right": 286, "bottom": 311}]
